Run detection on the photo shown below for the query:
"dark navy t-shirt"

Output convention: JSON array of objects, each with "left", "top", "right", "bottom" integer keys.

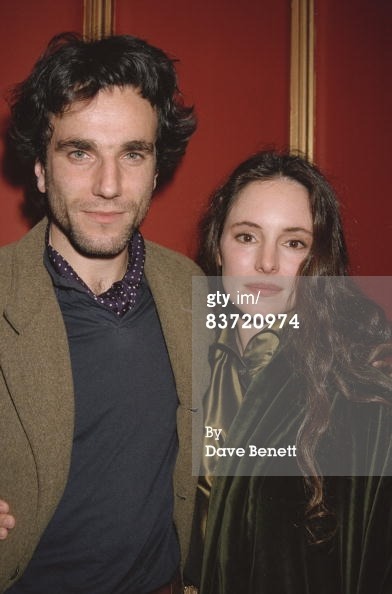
[{"left": 9, "top": 267, "right": 180, "bottom": 593}]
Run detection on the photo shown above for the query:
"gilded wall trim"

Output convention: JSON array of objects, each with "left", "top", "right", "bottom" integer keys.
[
  {"left": 290, "top": 0, "right": 315, "bottom": 159},
  {"left": 83, "top": 0, "right": 115, "bottom": 40},
  {"left": 83, "top": 1, "right": 313, "bottom": 156}
]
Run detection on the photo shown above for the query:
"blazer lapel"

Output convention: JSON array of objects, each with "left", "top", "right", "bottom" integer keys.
[
  {"left": 144, "top": 241, "right": 192, "bottom": 408},
  {"left": 1, "top": 220, "right": 74, "bottom": 522}
]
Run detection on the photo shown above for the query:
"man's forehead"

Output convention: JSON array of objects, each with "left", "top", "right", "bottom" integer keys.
[
  {"left": 52, "top": 85, "right": 155, "bottom": 119},
  {"left": 47, "top": 85, "right": 158, "bottom": 146}
]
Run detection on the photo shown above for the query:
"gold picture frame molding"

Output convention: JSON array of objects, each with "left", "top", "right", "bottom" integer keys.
[
  {"left": 82, "top": 0, "right": 315, "bottom": 158},
  {"left": 83, "top": 0, "right": 115, "bottom": 40},
  {"left": 290, "top": 0, "right": 315, "bottom": 160}
]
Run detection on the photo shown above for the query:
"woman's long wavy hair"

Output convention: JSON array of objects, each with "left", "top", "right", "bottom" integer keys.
[{"left": 198, "top": 150, "right": 392, "bottom": 541}]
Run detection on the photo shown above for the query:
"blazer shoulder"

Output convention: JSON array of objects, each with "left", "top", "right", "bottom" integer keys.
[
  {"left": 0, "top": 238, "right": 18, "bottom": 266},
  {"left": 145, "top": 240, "right": 204, "bottom": 277},
  {"left": 0, "top": 241, "right": 17, "bottom": 304},
  {"left": 0, "top": 219, "right": 47, "bottom": 307},
  {"left": 0, "top": 219, "right": 47, "bottom": 266}
]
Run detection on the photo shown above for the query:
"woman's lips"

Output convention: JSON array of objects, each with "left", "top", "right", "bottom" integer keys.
[{"left": 244, "top": 282, "right": 284, "bottom": 297}]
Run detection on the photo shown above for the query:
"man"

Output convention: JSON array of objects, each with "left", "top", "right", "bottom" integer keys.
[{"left": 0, "top": 33, "right": 203, "bottom": 593}]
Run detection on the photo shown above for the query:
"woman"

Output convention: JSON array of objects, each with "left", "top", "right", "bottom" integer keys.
[{"left": 196, "top": 151, "right": 392, "bottom": 594}]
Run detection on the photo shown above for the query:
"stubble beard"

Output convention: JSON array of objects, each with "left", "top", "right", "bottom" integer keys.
[{"left": 48, "top": 194, "right": 151, "bottom": 259}]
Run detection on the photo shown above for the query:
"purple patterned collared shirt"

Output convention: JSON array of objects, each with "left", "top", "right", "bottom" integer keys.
[{"left": 46, "top": 227, "right": 145, "bottom": 317}]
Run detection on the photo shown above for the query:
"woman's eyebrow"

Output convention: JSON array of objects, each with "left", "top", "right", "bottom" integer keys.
[
  {"left": 283, "top": 227, "right": 313, "bottom": 235},
  {"left": 231, "top": 221, "right": 312, "bottom": 235},
  {"left": 231, "top": 221, "right": 261, "bottom": 229}
]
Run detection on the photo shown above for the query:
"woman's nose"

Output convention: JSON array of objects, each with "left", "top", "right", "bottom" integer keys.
[{"left": 254, "top": 244, "right": 278, "bottom": 273}]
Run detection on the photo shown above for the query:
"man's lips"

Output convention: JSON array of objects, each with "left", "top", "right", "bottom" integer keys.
[
  {"left": 83, "top": 211, "right": 125, "bottom": 223},
  {"left": 244, "top": 282, "right": 284, "bottom": 297}
]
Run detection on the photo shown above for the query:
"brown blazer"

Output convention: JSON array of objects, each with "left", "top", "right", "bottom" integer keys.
[{"left": 0, "top": 219, "right": 206, "bottom": 592}]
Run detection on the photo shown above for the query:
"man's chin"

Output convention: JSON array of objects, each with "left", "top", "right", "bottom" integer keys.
[
  {"left": 50, "top": 216, "right": 136, "bottom": 259},
  {"left": 69, "top": 233, "right": 131, "bottom": 259}
]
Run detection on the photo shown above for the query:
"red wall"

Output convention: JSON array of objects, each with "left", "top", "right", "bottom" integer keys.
[
  {"left": 0, "top": 0, "right": 82, "bottom": 245},
  {"left": 315, "top": 0, "right": 392, "bottom": 275},
  {"left": 0, "top": 1, "right": 291, "bottom": 255},
  {"left": 115, "top": 0, "right": 291, "bottom": 256},
  {"left": 0, "top": 1, "right": 390, "bottom": 280}
]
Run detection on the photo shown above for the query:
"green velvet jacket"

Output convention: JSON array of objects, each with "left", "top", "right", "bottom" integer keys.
[{"left": 200, "top": 347, "right": 392, "bottom": 594}]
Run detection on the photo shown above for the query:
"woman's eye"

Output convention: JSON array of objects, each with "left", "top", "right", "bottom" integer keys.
[
  {"left": 236, "top": 233, "right": 255, "bottom": 243},
  {"left": 285, "top": 239, "right": 306, "bottom": 249}
]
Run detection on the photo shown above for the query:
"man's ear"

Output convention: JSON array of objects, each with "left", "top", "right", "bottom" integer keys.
[
  {"left": 153, "top": 172, "right": 158, "bottom": 191},
  {"left": 217, "top": 249, "right": 222, "bottom": 267},
  {"left": 34, "top": 161, "right": 46, "bottom": 194}
]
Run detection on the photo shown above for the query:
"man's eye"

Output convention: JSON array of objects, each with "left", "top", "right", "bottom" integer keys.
[
  {"left": 126, "top": 152, "right": 143, "bottom": 161},
  {"left": 70, "top": 150, "right": 87, "bottom": 160}
]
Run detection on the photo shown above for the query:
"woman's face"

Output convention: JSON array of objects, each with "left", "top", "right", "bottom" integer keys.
[{"left": 218, "top": 178, "right": 313, "bottom": 316}]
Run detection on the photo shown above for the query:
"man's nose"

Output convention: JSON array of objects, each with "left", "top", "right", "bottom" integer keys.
[{"left": 92, "top": 158, "right": 121, "bottom": 199}]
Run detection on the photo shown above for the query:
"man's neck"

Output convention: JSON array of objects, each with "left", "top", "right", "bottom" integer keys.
[{"left": 49, "top": 224, "right": 129, "bottom": 295}]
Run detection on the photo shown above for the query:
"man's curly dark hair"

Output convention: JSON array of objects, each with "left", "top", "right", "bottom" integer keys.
[{"left": 9, "top": 32, "right": 196, "bottom": 189}]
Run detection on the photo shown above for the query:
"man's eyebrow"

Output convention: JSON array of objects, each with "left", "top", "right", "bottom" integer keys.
[
  {"left": 55, "top": 138, "right": 94, "bottom": 151},
  {"left": 231, "top": 222, "right": 313, "bottom": 235},
  {"left": 54, "top": 139, "right": 155, "bottom": 153},
  {"left": 122, "top": 140, "right": 155, "bottom": 153}
]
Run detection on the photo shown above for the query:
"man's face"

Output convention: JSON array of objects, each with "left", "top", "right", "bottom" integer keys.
[{"left": 35, "top": 86, "right": 158, "bottom": 259}]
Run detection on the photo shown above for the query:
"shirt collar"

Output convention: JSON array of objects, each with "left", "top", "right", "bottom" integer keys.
[
  {"left": 45, "top": 225, "right": 145, "bottom": 317},
  {"left": 215, "top": 319, "right": 281, "bottom": 378}
]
